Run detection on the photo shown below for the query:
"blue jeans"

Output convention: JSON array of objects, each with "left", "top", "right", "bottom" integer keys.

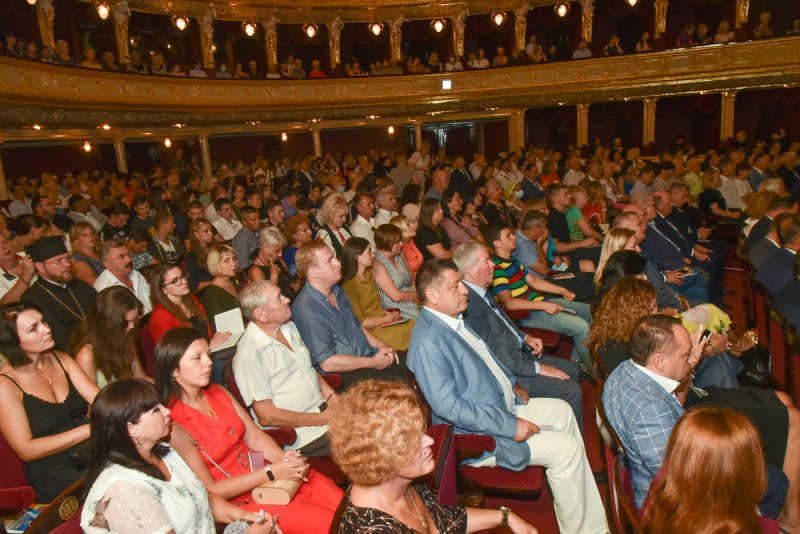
[
  {"left": 669, "top": 270, "right": 709, "bottom": 305},
  {"left": 519, "top": 299, "right": 592, "bottom": 369}
]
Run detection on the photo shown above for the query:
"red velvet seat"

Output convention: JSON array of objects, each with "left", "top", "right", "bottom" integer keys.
[
  {"left": 27, "top": 478, "right": 84, "bottom": 533},
  {"left": 0, "top": 430, "right": 36, "bottom": 516},
  {"left": 138, "top": 312, "right": 156, "bottom": 377},
  {"left": 769, "top": 307, "right": 790, "bottom": 391},
  {"left": 611, "top": 453, "right": 644, "bottom": 534}
]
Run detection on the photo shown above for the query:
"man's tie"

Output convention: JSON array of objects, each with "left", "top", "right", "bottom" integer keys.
[{"left": 483, "top": 293, "right": 525, "bottom": 347}]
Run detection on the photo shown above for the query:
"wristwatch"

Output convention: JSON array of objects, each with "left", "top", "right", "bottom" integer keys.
[
  {"left": 498, "top": 506, "right": 511, "bottom": 528},
  {"left": 265, "top": 465, "right": 275, "bottom": 482}
]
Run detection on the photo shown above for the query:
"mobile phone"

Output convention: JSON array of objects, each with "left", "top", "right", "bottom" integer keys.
[
  {"left": 249, "top": 450, "right": 265, "bottom": 472},
  {"left": 562, "top": 308, "right": 578, "bottom": 315}
]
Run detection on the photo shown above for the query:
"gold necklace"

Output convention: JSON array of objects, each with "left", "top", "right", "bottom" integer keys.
[
  {"left": 35, "top": 280, "right": 86, "bottom": 320},
  {"left": 402, "top": 487, "right": 429, "bottom": 532}
]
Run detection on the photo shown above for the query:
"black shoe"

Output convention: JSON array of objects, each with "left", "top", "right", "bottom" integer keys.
[
  {"left": 738, "top": 368, "right": 774, "bottom": 389},
  {"left": 593, "top": 469, "right": 608, "bottom": 484}
]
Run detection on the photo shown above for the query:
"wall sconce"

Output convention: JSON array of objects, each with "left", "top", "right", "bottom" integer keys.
[
  {"left": 83, "top": 140, "right": 92, "bottom": 152},
  {"left": 243, "top": 20, "right": 257, "bottom": 37},
  {"left": 368, "top": 21, "right": 384, "bottom": 36},
  {"left": 281, "top": 132, "right": 288, "bottom": 142},
  {"left": 491, "top": 10, "right": 506, "bottom": 26},
  {"left": 96, "top": 1, "right": 110, "bottom": 20},
  {"left": 303, "top": 22, "right": 319, "bottom": 38},
  {"left": 554, "top": 2, "right": 570, "bottom": 17},
  {"left": 387, "top": 125, "right": 395, "bottom": 138},
  {"left": 431, "top": 17, "right": 446, "bottom": 33},
  {"left": 172, "top": 15, "right": 189, "bottom": 31},
  {"left": 164, "top": 137, "right": 172, "bottom": 148}
]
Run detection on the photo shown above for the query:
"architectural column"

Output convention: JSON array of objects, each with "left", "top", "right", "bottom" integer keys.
[
  {"left": 413, "top": 122, "right": 424, "bottom": 151},
  {"left": 198, "top": 135, "right": 212, "bottom": 178},
  {"left": 0, "top": 143, "right": 8, "bottom": 200},
  {"left": 265, "top": 16, "right": 279, "bottom": 70},
  {"left": 199, "top": 11, "right": 215, "bottom": 69},
  {"left": 390, "top": 16, "right": 405, "bottom": 62},
  {"left": 113, "top": 138, "right": 128, "bottom": 174},
  {"left": 736, "top": 0, "right": 750, "bottom": 29},
  {"left": 720, "top": 91, "right": 737, "bottom": 142},
  {"left": 508, "top": 109, "right": 526, "bottom": 153},
  {"left": 514, "top": 5, "right": 530, "bottom": 51},
  {"left": 329, "top": 17, "right": 343, "bottom": 67},
  {"left": 581, "top": 0, "right": 594, "bottom": 45},
  {"left": 454, "top": 12, "right": 466, "bottom": 58},
  {"left": 576, "top": 104, "right": 589, "bottom": 148},
  {"left": 643, "top": 97, "right": 658, "bottom": 146},
  {"left": 113, "top": 2, "right": 131, "bottom": 64},
  {"left": 311, "top": 128, "right": 322, "bottom": 158},
  {"left": 654, "top": 0, "right": 668, "bottom": 39},
  {"left": 36, "top": 0, "right": 55, "bottom": 49}
]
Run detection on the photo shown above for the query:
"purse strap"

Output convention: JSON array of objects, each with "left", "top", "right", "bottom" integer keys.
[{"left": 193, "top": 440, "right": 233, "bottom": 479}]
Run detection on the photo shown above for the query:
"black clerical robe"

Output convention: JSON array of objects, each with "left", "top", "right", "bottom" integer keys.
[{"left": 22, "top": 278, "right": 97, "bottom": 351}]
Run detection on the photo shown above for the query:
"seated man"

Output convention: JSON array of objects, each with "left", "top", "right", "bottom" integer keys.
[
  {"left": 408, "top": 259, "right": 607, "bottom": 534},
  {"left": 749, "top": 213, "right": 793, "bottom": 272},
  {"left": 775, "top": 253, "right": 800, "bottom": 336},
  {"left": 234, "top": 280, "right": 336, "bottom": 457},
  {"left": 603, "top": 315, "right": 795, "bottom": 524},
  {"left": 454, "top": 242, "right": 584, "bottom": 425},
  {"left": 746, "top": 195, "right": 797, "bottom": 252},
  {"left": 93, "top": 238, "right": 151, "bottom": 313},
  {"left": 291, "top": 241, "right": 405, "bottom": 389},
  {"left": 756, "top": 215, "right": 800, "bottom": 296},
  {"left": 482, "top": 221, "right": 594, "bottom": 372}
]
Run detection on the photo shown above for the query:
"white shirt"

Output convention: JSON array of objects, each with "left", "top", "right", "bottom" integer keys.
[
  {"left": 203, "top": 203, "right": 218, "bottom": 223},
  {"left": 350, "top": 215, "right": 376, "bottom": 250},
  {"left": 233, "top": 321, "right": 328, "bottom": 449},
  {"left": 94, "top": 268, "right": 152, "bottom": 313},
  {"left": 563, "top": 169, "right": 586, "bottom": 186},
  {"left": 469, "top": 162, "right": 483, "bottom": 180},
  {"left": 425, "top": 306, "right": 514, "bottom": 410},
  {"left": 67, "top": 210, "right": 104, "bottom": 233},
  {"left": 0, "top": 252, "right": 36, "bottom": 301},
  {"left": 213, "top": 217, "right": 243, "bottom": 241},
  {"left": 632, "top": 361, "right": 681, "bottom": 395},
  {"left": 374, "top": 208, "right": 398, "bottom": 228}
]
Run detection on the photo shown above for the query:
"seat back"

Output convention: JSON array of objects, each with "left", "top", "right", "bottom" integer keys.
[
  {"left": 423, "top": 424, "right": 457, "bottom": 505},
  {"left": 595, "top": 380, "right": 626, "bottom": 457},
  {"left": 611, "top": 453, "right": 644, "bottom": 534},
  {"left": 752, "top": 280, "right": 770, "bottom": 351},
  {"left": 138, "top": 312, "right": 156, "bottom": 377},
  {"left": 222, "top": 357, "right": 247, "bottom": 409},
  {"left": 769, "top": 308, "right": 789, "bottom": 391},
  {"left": 27, "top": 478, "right": 84, "bottom": 533},
  {"left": 0, "top": 428, "right": 29, "bottom": 489}
]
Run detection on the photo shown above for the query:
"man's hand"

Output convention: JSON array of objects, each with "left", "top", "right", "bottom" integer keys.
[
  {"left": 539, "top": 364, "right": 570, "bottom": 380},
  {"left": 560, "top": 290, "right": 576, "bottom": 301},
  {"left": 579, "top": 237, "right": 599, "bottom": 247},
  {"left": 665, "top": 270, "right": 685, "bottom": 285},
  {"left": 692, "top": 247, "right": 710, "bottom": 262},
  {"left": 536, "top": 229, "right": 549, "bottom": 247},
  {"left": 659, "top": 307, "right": 680, "bottom": 316},
  {"left": 698, "top": 227, "right": 712, "bottom": 240},
  {"left": 514, "top": 418, "right": 540, "bottom": 442},
  {"left": 371, "top": 348, "right": 398, "bottom": 370},
  {"left": 524, "top": 335, "right": 543, "bottom": 356},
  {"left": 540, "top": 301, "right": 564, "bottom": 315},
  {"left": 677, "top": 295, "right": 690, "bottom": 311},
  {"left": 513, "top": 383, "right": 530, "bottom": 403},
  {"left": 689, "top": 325, "right": 706, "bottom": 368}
]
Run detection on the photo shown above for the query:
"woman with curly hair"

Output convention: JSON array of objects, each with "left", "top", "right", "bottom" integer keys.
[{"left": 328, "top": 379, "right": 537, "bottom": 533}]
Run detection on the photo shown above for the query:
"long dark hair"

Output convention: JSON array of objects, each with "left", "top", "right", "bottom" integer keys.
[
  {"left": 0, "top": 302, "right": 43, "bottom": 367},
  {"left": 340, "top": 237, "right": 371, "bottom": 283},
  {"left": 84, "top": 379, "right": 170, "bottom": 496},
  {"left": 419, "top": 198, "right": 445, "bottom": 238},
  {"left": 69, "top": 287, "right": 142, "bottom": 382},
  {"left": 154, "top": 327, "right": 206, "bottom": 405},
  {"left": 441, "top": 188, "right": 461, "bottom": 221},
  {"left": 149, "top": 263, "right": 204, "bottom": 322},
  {"left": 399, "top": 183, "right": 422, "bottom": 210}
]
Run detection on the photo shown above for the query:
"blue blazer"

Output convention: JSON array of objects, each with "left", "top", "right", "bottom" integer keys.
[
  {"left": 756, "top": 247, "right": 795, "bottom": 296},
  {"left": 602, "top": 360, "right": 684, "bottom": 506},
  {"left": 653, "top": 214, "right": 692, "bottom": 257},
  {"left": 407, "top": 308, "right": 531, "bottom": 470},
  {"left": 640, "top": 226, "right": 685, "bottom": 271}
]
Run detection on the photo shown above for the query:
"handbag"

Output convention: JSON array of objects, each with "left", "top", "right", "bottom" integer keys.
[{"left": 194, "top": 441, "right": 300, "bottom": 505}]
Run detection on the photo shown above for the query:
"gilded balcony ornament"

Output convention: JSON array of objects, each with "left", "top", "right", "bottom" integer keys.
[
  {"left": 581, "top": 0, "right": 594, "bottom": 45},
  {"left": 736, "top": 0, "right": 750, "bottom": 29},
  {"left": 36, "top": 0, "right": 55, "bottom": 49},
  {"left": 329, "top": 17, "right": 343, "bottom": 66},
  {"left": 514, "top": 4, "right": 530, "bottom": 52},
  {"left": 113, "top": 2, "right": 132, "bottom": 64},
  {"left": 654, "top": 0, "right": 668, "bottom": 38},
  {"left": 391, "top": 16, "right": 405, "bottom": 62},
  {"left": 200, "top": 10, "right": 215, "bottom": 69},
  {"left": 454, "top": 11, "right": 466, "bottom": 58},
  {"left": 265, "top": 16, "right": 279, "bottom": 68}
]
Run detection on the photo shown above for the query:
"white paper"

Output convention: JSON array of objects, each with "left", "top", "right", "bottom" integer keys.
[{"left": 213, "top": 308, "right": 245, "bottom": 352}]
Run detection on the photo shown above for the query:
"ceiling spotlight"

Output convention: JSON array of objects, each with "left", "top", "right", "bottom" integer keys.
[
  {"left": 368, "top": 21, "right": 384, "bottom": 36},
  {"left": 491, "top": 10, "right": 506, "bottom": 26},
  {"left": 431, "top": 17, "right": 446, "bottom": 33},
  {"left": 627, "top": 0, "right": 637, "bottom": 5},
  {"left": 32, "top": 124, "right": 42, "bottom": 130},
  {"left": 100, "top": 123, "right": 111, "bottom": 130},
  {"left": 96, "top": 1, "right": 110, "bottom": 19},
  {"left": 303, "top": 22, "right": 318, "bottom": 38},
  {"left": 164, "top": 137, "right": 172, "bottom": 148},
  {"left": 554, "top": 2, "right": 570, "bottom": 17},
  {"left": 83, "top": 140, "right": 92, "bottom": 152},
  {"left": 172, "top": 15, "right": 189, "bottom": 31},
  {"left": 387, "top": 125, "right": 395, "bottom": 138},
  {"left": 243, "top": 20, "right": 257, "bottom": 37},
  {"left": 281, "top": 132, "right": 288, "bottom": 142}
]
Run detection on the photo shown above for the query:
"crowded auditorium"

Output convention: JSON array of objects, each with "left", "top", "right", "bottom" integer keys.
[{"left": 1, "top": 0, "right": 800, "bottom": 532}]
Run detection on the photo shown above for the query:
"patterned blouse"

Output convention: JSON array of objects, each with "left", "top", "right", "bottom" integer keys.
[{"left": 338, "top": 483, "right": 467, "bottom": 533}]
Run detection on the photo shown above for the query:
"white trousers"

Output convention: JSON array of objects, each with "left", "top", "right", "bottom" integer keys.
[{"left": 471, "top": 398, "right": 609, "bottom": 534}]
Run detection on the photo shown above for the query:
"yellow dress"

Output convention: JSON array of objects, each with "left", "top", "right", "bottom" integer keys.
[{"left": 341, "top": 270, "right": 415, "bottom": 350}]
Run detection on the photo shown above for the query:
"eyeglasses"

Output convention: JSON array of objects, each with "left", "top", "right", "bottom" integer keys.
[
  {"left": 45, "top": 255, "right": 74, "bottom": 265},
  {"left": 165, "top": 274, "right": 188, "bottom": 286}
]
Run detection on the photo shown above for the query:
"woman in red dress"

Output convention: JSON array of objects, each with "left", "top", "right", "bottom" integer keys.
[{"left": 156, "top": 327, "right": 343, "bottom": 534}]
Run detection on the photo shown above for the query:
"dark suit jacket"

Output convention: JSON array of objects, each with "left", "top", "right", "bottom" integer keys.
[
  {"left": 755, "top": 247, "right": 795, "bottom": 296},
  {"left": 775, "top": 280, "right": 800, "bottom": 336},
  {"left": 654, "top": 214, "right": 692, "bottom": 257},
  {"left": 749, "top": 237, "right": 780, "bottom": 272},
  {"left": 640, "top": 226, "right": 685, "bottom": 271},
  {"left": 449, "top": 168, "right": 473, "bottom": 195},
  {"left": 21, "top": 278, "right": 97, "bottom": 351},
  {"left": 747, "top": 216, "right": 772, "bottom": 252},
  {"left": 666, "top": 207, "right": 699, "bottom": 246}
]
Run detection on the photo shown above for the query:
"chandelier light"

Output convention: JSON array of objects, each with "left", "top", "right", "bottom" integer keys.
[
  {"left": 26, "top": 0, "right": 37, "bottom": 5},
  {"left": 303, "top": 22, "right": 319, "bottom": 38},
  {"left": 554, "top": 2, "right": 570, "bottom": 17},
  {"left": 368, "top": 21, "right": 384, "bottom": 36},
  {"left": 83, "top": 140, "right": 92, "bottom": 152},
  {"left": 172, "top": 15, "right": 189, "bottom": 31},
  {"left": 431, "top": 17, "right": 446, "bottom": 33},
  {"left": 281, "top": 132, "right": 288, "bottom": 142},
  {"left": 96, "top": 1, "right": 110, "bottom": 19},
  {"left": 387, "top": 125, "right": 395, "bottom": 138},
  {"left": 627, "top": 0, "right": 637, "bottom": 5},
  {"left": 243, "top": 20, "right": 257, "bottom": 36},
  {"left": 164, "top": 137, "right": 172, "bottom": 148},
  {"left": 491, "top": 10, "right": 506, "bottom": 26}
]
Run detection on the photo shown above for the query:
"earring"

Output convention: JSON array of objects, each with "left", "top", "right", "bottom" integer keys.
[{"left": 135, "top": 437, "right": 141, "bottom": 449}]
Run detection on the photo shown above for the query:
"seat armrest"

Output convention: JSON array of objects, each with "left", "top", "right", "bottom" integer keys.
[
  {"left": 265, "top": 427, "right": 298, "bottom": 447},
  {"left": 453, "top": 434, "right": 496, "bottom": 462}
]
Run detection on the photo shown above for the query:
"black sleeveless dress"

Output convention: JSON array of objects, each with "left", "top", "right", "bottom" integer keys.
[{"left": 2, "top": 354, "right": 89, "bottom": 502}]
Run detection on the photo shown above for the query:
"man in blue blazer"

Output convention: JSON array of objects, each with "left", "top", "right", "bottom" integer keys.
[
  {"left": 756, "top": 216, "right": 800, "bottom": 296},
  {"left": 408, "top": 259, "right": 607, "bottom": 534}
]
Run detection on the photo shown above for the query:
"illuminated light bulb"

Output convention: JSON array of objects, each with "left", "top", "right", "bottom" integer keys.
[
  {"left": 96, "top": 1, "right": 110, "bottom": 20},
  {"left": 492, "top": 11, "right": 506, "bottom": 26},
  {"left": 83, "top": 140, "right": 92, "bottom": 152},
  {"left": 32, "top": 124, "right": 42, "bottom": 130},
  {"left": 627, "top": 0, "right": 637, "bottom": 5},
  {"left": 431, "top": 18, "right": 445, "bottom": 33},
  {"left": 243, "top": 21, "right": 256, "bottom": 37},
  {"left": 369, "top": 22, "right": 383, "bottom": 36},
  {"left": 164, "top": 137, "right": 172, "bottom": 148},
  {"left": 210, "top": 43, "right": 217, "bottom": 52},
  {"left": 303, "top": 23, "right": 318, "bottom": 38},
  {"left": 101, "top": 123, "right": 111, "bottom": 130},
  {"left": 173, "top": 15, "right": 188, "bottom": 31},
  {"left": 281, "top": 132, "right": 288, "bottom": 142},
  {"left": 26, "top": 0, "right": 37, "bottom": 5},
  {"left": 554, "top": 2, "right": 570, "bottom": 17},
  {"left": 387, "top": 125, "right": 395, "bottom": 137}
]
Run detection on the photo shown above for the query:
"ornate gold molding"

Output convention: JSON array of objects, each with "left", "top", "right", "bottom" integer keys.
[
  {"left": 36, "top": 0, "right": 55, "bottom": 49},
  {"left": 1, "top": 37, "right": 799, "bottom": 132},
  {"left": 654, "top": 0, "right": 668, "bottom": 39}
]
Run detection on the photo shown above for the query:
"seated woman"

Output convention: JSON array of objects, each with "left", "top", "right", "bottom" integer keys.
[
  {"left": 282, "top": 214, "right": 313, "bottom": 277},
  {"left": 149, "top": 263, "right": 231, "bottom": 350},
  {"left": 482, "top": 179, "right": 517, "bottom": 228},
  {"left": 248, "top": 226, "right": 297, "bottom": 300},
  {"left": 399, "top": 183, "right": 423, "bottom": 225},
  {"left": 441, "top": 188, "right": 481, "bottom": 249},
  {"left": 187, "top": 218, "right": 215, "bottom": 292},
  {"left": 149, "top": 210, "right": 187, "bottom": 264},
  {"left": 372, "top": 224, "right": 420, "bottom": 320},
  {"left": 69, "top": 222, "right": 103, "bottom": 285},
  {"left": 643, "top": 406, "right": 779, "bottom": 534},
  {"left": 329, "top": 379, "right": 537, "bottom": 533},
  {"left": 82, "top": 379, "right": 273, "bottom": 534},
  {"left": 156, "top": 328, "right": 343, "bottom": 533},
  {"left": 340, "top": 237, "right": 414, "bottom": 351},
  {"left": 10, "top": 215, "right": 48, "bottom": 253},
  {"left": 699, "top": 169, "right": 742, "bottom": 220},
  {"left": 200, "top": 244, "right": 241, "bottom": 329},
  {"left": 414, "top": 198, "right": 453, "bottom": 261},
  {"left": 72, "top": 286, "right": 149, "bottom": 386},
  {"left": 0, "top": 302, "right": 99, "bottom": 502},
  {"left": 315, "top": 196, "right": 352, "bottom": 258},
  {"left": 390, "top": 215, "right": 424, "bottom": 277}
]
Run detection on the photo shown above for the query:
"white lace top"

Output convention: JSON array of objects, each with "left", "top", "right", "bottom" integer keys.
[{"left": 81, "top": 446, "right": 215, "bottom": 534}]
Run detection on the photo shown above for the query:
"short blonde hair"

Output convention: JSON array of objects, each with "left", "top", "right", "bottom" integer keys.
[
  {"left": 258, "top": 226, "right": 287, "bottom": 249},
  {"left": 328, "top": 380, "right": 426, "bottom": 486},
  {"left": 389, "top": 215, "right": 412, "bottom": 240},
  {"left": 206, "top": 244, "right": 235, "bottom": 277},
  {"left": 317, "top": 195, "right": 347, "bottom": 226}
]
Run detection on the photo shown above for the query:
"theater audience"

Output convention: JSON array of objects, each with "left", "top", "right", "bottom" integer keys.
[
  {"left": 329, "top": 380, "right": 538, "bottom": 533},
  {"left": 149, "top": 210, "right": 186, "bottom": 264},
  {"left": 82, "top": 379, "right": 274, "bottom": 534},
  {"left": 372, "top": 224, "right": 420, "bottom": 318},
  {"left": 0, "top": 302, "right": 99, "bottom": 502},
  {"left": 756, "top": 215, "right": 800, "bottom": 296},
  {"left": 0, "top": 233, "right": 36, "bottom": 304},
  {"left": 315, "top": 196, "right": 352, "bottom": 257},
  {"left": 390, "top": 214, "right": 424, "bottom": 276},
  {"left": 775, "top": 253, "right": 800, "bottom": 336},
  {"left": 156, "top": 327, "right": 343, "bottom": 532}
]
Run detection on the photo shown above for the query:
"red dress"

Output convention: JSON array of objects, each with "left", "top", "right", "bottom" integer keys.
[
  {"left": 401, "top": 239, "right": 424, "bottom": 276},
  {"left": 169, "top": 384, "right": 343, "bottom": 534}
]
